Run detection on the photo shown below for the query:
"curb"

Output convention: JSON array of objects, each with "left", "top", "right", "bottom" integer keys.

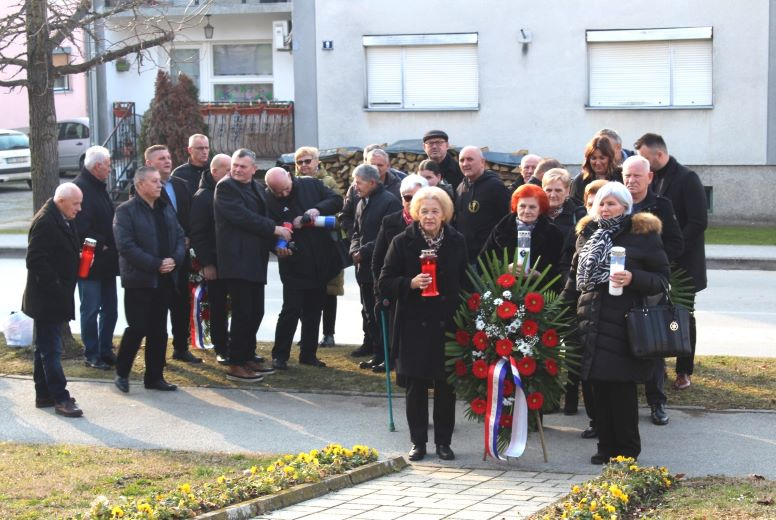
[
  {"left": 707, "top": 258, "right": 776, "bottom": 271},
  {"left": 193, "top": 456, "right": 408, "bottom": 520}
]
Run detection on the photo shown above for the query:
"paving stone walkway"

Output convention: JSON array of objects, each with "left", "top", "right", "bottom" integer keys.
[{"left": 253, "top": 464, "right": 596, "bottom": 520}]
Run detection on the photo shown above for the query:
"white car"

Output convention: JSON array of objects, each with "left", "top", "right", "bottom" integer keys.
[
  {"left": 0, "top": 129, "right": 31, "bottom": 187},
  {"left": 57, "top": 117, "right": 92, "bottom": 174}
]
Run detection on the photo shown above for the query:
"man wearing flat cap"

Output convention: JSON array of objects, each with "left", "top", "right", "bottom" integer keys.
[{"left": 423, "top": 130, "right": 463, "bottom": 189}]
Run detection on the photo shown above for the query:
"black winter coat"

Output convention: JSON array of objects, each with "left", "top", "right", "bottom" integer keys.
[
  {"left": 22, "top": 199, "right": 80, "bottom": 322},
  {"left": 72, "top": 169, "right": 119, "bottom": 278},
  {"left": 633, "top": 189, "right": 684, "bottom": 262},
  {"left": 172, "top": 160, "right": 208, "bottom": 198},
  {"left": 190, "top": 171, "right": 218, "bottom": 268},
  {"left": 350, "top": 184, "right": 403, "bottom": 284},
  {"left": 113, "top": 196, "right": 186, "bottom": 290},
  {"left": 264, "top": 176, "right": 344, "bottom": 289},
  {"left": 454, "top": 170, "right": 510, "bottom": 263},
  {"left": 378, "top": 223, "right": 468, "bottom": 380},
  {"left": 561, "top": 213, "right": 669, "bottom": 383},
  {"left": 652, "top": 156, "right": 707, "bottom": 291},
  {"left": 371, "top": 209, "right": 412, "bottom": 297},
  {"left": 438, "top": 153, "right": 463, "bottom": 189},
  {"left": 569, "top": 168, "right": 623, "bottom": 206},
  {"left": 214, "top": 177, "right": 277, "bottom": 283}
]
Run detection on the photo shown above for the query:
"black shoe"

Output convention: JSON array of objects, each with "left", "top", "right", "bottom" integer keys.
[
  {"left": 435, "top": 444, "right": 455, "bottom": 461},
  {"left": 350, "top": 345, "right": 372, "bottom": 357},
  {"left": 101, "top": 352, "right": 117, "bottom": 367},
  {"left": 300, "top": 358, "right": 327, "bottom": 368},
  {"left": 372, "top": 362, "right": 390, "bottom": 373},
  {"left": 359, "top": 358, "right": 382, "bottom": 369},
  {"left": 35, "top": 396, "right": 55, "bottom": 408},
  {"left": 144, "top": 379, "right": 178, "bottom": 391},
  {"left": 114, "top": 376, "right": 130, "bottom": 393},
  {"left": 253, "top": 355, "right": 266, "bottom": 364},
  {"left": 591, "top": 453, "right": 610, "bottom": 465},
  {"left": 216, "top": 354, "right": 230, "bottom": 365},
  {"left": 581, "top": 426, "right": 598, "bottom": 439},
  {"left": 408, "top": 444, "right": 426, "bottom": 461},
  {"left": 272, "top": 359, "right": 289, "bottom": 370},
  {"left": 54, "top": 398, "right": 83, "bottom": 418},
  {"left": 172, "top": 351, "right": 203, "bottom": 364},
  {"left": 85, "top": 358, "right": 111, "bottom": 370},
  {"left": 319, "top": 335, "right": 335, "bottom": 347},
  {"left": 651, "top": 403, "right": 669, "bottom": 426}
]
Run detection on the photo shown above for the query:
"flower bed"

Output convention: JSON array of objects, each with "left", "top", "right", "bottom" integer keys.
[
  {"left": 76, "top": 444, "right": 378, "bottom": 519},
  {"left": 537, "top": 456, "right": 674, "bottom": 519}
]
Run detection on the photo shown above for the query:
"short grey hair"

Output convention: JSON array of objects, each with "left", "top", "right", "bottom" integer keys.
[
  {"left": 597, "top": 128, "right": 622, "bottom": 146},
  {"left": 84, "top": 146, "right": 110, "bottom": 171},
  {"left": 54, "top": 182, "right": 81, "bottom": 201},
  {"left": 400, "top": 174, "right": 428, "bottom": 194},
  {"left": 622, "top": 155, "right": 650, "bottom": 174},
  {"left": 542, "top": 168, "right": 571, "bottom": 188},
  {"left": 366, "top": 148, "right": 390, "bottom": 163},
  {"left": 232, "top": 148, "right": 256, "bottom": 164},
  {"left": 591, "top": 181, "right": 633, "bottom": 219},
  {"left": 133, "top": 165, "right": 158, "bottom": 187},
  {"left": 353, "top": 164, "right": 380, "bottom": 183},
  {"left": 188, "top": 134, "right": 209, "bottom": 147}
]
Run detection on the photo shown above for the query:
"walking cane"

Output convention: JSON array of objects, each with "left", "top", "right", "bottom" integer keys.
[{"left": 380, "top": 302, "right": 396, "bottom": 432}]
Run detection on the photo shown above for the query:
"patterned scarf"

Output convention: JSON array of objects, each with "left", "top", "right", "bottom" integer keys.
[
  {"left": 420, "top": 225, "right": 445, "bottom": 253},
  {"left": 576, "top": 215, "right": 627, "bottom": 291},
  {"left": 515, "top": 218, "right": 536, "bottom": 234}
]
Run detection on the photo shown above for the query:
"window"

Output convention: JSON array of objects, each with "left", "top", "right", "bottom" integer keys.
[
  {"left": 211, "top": 43, "right": 273, "bottom": 101},
  {"left": 363, "top": 33, "right": 479, "bottom": 110},
  {"left": 52, "top": 48, "right": 70, "bottom": 92},
  {"left": 587, "top": 27, "right": 712, "bottom": 108},
  {"left": 170, "top": 48, "right": 200, "bottom": 88},
  {"left": 58, "top": 122, "right": 89, "bottom": 141}
]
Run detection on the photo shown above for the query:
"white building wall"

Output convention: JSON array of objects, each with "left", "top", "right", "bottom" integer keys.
[{"left": 312, "top": 0, "right": 770, "bottom": 166}]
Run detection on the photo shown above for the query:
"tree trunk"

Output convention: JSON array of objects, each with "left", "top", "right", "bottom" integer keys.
[{"left": 26, "top": 0, "right": 60, "bottom": 214}]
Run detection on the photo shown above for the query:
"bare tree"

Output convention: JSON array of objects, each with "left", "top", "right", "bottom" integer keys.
[{"left": 0, "top": 0, "right": 207, "bottom": 212}]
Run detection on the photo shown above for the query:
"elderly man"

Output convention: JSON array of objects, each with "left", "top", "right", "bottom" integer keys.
[
  {"left": 23, "top": 183, "right": 84, "bottom": 417},
  {"left": 635, "top": 133, "right": 707, "bottom": 393},
  {"left": 422, "top": 130, "right": 463, "bottom": 188},
  {"left": 350, "top": 164, "right": 402, "bottom": 365},
  {"left": 190, "top": 153, "right": 232, "bottom": 363},
  {"left": 215, "top": 149, "right": 291, "bottom": 382},
  {"left": 113, "top": 166, "right": 185, "bottom": 393},
  {"left": 173, "top": 134, "right": 211, "bottom": 196},
  {"left": 73, "top": 146, "right": 119, "bottom": 370},
  {"left": 454, "top": 146, "right": 510, "bottom": 264},
  {"left": 145, "top": 145, "right": 201, "bottom": 363},
  {"left": 264, "top": 167, "right": 344, "bottom": 369}
]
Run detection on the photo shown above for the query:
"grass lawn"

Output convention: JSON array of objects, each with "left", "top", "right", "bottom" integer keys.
[{"left": 706, "top": 225, "right": 776, "bottom": 246}]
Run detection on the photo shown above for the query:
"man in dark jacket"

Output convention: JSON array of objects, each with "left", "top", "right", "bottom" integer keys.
[
  {"left": 350, "top": 164, "right": 403, "bottom": 366},
  {"left": 173, "top": 134, "right": 211, "bottom": 196},
  {"left": 635, "top": 133, "right": 707, "bottom": 392},
  {"left": 23, "top": 183, "right": 84, "bottom": 417},
  {"left": 113, "top": 166, "right": 185, "bottom": 393},
  {"left": 422, "top": 129, "right": 463, "bottom": 189},
  {"left": 454, "top": 146, "right": 511, "bottom": 264},
  {"left": 73, "top": 146, "right": 119, "bottom": 370},
  {"left": 214, "top": 149, "right": 292, "bottom": 382},
  {"left": 190, "top": 153, "right": 231, "bottom": 363},
  {"left": 145, "top": 144, "right": 201, "bottom": 363},
  {"left": 264, "top": 168, "right": 344, "bottom": 369}
]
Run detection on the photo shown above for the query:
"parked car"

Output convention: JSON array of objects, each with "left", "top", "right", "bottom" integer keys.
[
  {"left": 0, "top": 129, "right": 31, "bottom": 188},
  {"left": 57, "top": 117, "right": 92, "bottom": 174}
]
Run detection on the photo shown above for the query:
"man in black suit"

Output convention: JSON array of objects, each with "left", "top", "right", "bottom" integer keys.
[
  {"left": 23, "top": 183, "right": 84, "bottom": 417},
  {"left": 635, "top": 132, "right": 708, "bottom": 393},
  {"left": 173, "top": 134, "right": 211, "bottom": 196},
  {"left": 214, "top": 149, "right": 291, "bottom": 382},
  {"left": 145, "top": 145, "right": 202, "bottom": 363}
]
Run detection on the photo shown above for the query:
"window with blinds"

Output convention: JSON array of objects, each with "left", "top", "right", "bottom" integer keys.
[
  {"left": 364, "top": 34, "right": 479, "bottom": 110},
  {"left": 587, "top": 27, "right": 713, "bottom": 108}
]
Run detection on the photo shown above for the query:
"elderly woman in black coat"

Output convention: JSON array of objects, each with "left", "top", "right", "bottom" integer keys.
[
  {"left": 562, "top": 182, "right": 669, "bottom": 464},
  {"left": 378, "top": 186, "right": 467, "bottom": 463}
]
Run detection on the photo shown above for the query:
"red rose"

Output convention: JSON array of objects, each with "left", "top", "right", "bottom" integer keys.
[
  {"left": 467, "top": 293, "right": 481, "bottom": 311},
  {"left": 497, "top": 301, "right": 518, "bottom": 320},
  {"left": 517, "top": 356, "right": 537, "bottom": 377},
  {"left": 472, "top": 331, "right": 489, "bottom": 351},
  {"left": 455, "top": 329, "right": 470, "bottom": 346},
  {"left": 455, "top": 360, "right": 467, "bottom": 376},
  {"left": 524, "top": 292, "right": 544, "bottom": 313},
  {"left": 499, "top": 414, "right": 513, "bottom": 428},
  {"left": 472, "top": 359, "right": 488, "bottom": 379},
  {"left": 495, "top": 338, "right": 513, "bottom": 357},
  {"left": 527, "top": 391, "right": 544, "bottom": 410},
  {"left": 521, "top": 320, "right": 539, "bottom": 337},
  {"left": 541, "top": 328, "right": 559, "bottom": 348},
  {"left": 544, "top": 358, "right": 558, "bottom": 376},
  {"left": 471, "top": 398, "right": 487, "bottom": 415},
  {"left": 503, "top": 378, "right": 515, "bottom": 396},
  {"left": 497, "top": 273, "right": 516, "bottom": 288}
]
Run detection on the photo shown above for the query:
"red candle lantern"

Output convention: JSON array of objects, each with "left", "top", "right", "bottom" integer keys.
[
  {"left": 420, "top": 249, "right": 440, "bottom": 297},
  {"left": 78, "top": 238, "right": 97, "bottom": 278}
]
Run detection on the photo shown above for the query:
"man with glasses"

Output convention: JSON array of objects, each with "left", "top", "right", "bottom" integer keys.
[
  {"left": 173, "top": 134, "right": 211, "bottom": 196},
  {"left": 423, "top": 130, "right": 463, "bottom": 189}
]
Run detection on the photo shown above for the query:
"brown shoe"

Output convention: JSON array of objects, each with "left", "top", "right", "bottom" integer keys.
[
  {"left": 674, "top": 373, "right": 691, "bottom": 390},
  {"left": 226, "top": 365, "right": 264, "bottom": 383},
  {"left": 246, "top": 359, "right": 275, "bottom": 375},
  {"left": 54, "top": 398, "right": 83, "bottom": 418}
]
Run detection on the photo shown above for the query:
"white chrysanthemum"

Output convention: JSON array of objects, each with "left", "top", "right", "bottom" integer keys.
[
  {"left": 502, "top": 290, "right": 512, "bottom": 300},
  {"left": 493, "top": 298, "right": 503, "bottom": 306},
  {"left": 483, "top": 291, "right": 492, "bottom": 299},
  {"left": 502, "top": 397, "right": 515, "bottom": 406},
  {"left": 472, "top": 350, "right": 485, "bottom": 359},
  {"left": 475, "top": 319, "right": 485, "bottom": 331}
]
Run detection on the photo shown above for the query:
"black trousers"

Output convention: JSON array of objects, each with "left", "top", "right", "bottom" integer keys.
[
  {"left": 405, "top": 376, "right": 456, "bottom": 446},
  {"left": 226, "top": 279, "right": 264, "bottom": 365},
  {"left": 170, "top": 263, "right": 191, "bottom": 354},
  {"left": 644, "top": 358, "right": 666, "bottom": 406},
  {"left": 116, "top": 279, "right": 173, "bottom": 384},
  {"left": 322, "top": 294, "right": 337, "bottom": 336},
  {"left": 207, "top": 278, "right": 229, "bottom": 355},
  {"left": 565, "top": 372, "right": 596, "bottom": 426},
  {"left": 272, "top": 285, "right": 326, "bottom": 363},
  {"left": 592, "top": 380, "right": 641, "bottom": 459},
  {"left": 359, "top": 282, "right": 382, "bottom": 360},
  {"left": 675, "top": 293, "right": 697, "bottom": 375}
]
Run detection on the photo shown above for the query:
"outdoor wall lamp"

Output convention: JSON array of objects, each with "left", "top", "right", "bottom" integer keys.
[{"left": 204, "top": 15, "right": 214, "bottom": 40}]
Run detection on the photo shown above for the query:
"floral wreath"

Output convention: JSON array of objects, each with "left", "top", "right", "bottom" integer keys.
[{"left": 188, "top": 249, "right": 231, "bottom": 349}]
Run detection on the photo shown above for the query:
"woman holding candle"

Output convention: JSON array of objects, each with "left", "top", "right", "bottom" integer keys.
[
  {"left": 561, "top": 182, "right": 669, "bottom": 464},
  {"left": 378, "top": 186, "right": 467, "bottom": 462}
]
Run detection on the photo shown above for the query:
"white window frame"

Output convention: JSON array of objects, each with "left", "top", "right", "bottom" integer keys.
[
  {"left": 586, "top": 27, "right": 713, "bottom": 109},
  {"left": 52, "top": 47, "right": 71, "bottom": 93},
  {"left": 363, "top": 33, "right": 479, "bottom": 111}
]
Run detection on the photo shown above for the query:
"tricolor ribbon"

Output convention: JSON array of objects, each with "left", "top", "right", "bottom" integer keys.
[
  {"left": 484, "top": 356, "right": 528, "bottom": 460},
  {"left": 189, "top": 281, "right": 211, "bottom": 350}
]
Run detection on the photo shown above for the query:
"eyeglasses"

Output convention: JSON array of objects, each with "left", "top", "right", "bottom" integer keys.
[
  {"left": 296, "top": 158, "right": 314, "bottom": 166},
  {"left": 402, "top": 194, "right": 413, "bottom": 202},
  {"left": 425, "top": 139, "right": 447, "bottom": 147}
]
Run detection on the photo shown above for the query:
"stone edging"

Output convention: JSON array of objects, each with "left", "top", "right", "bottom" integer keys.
[{"left": 193, "top": 456, "right": 408, "bottom": 520}]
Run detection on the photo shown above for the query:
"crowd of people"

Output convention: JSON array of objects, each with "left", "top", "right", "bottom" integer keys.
[{"left": 24, "top": 127, "right": 707, "bottom": 465}]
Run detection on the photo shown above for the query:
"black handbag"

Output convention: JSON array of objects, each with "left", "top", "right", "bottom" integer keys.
[{"left": 626, "top": 284, "right": 692, "bottom": 359}]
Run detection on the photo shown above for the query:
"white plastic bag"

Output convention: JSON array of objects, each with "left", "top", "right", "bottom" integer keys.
[{"left": 1, "top": 311, "right": 34, "bottom": 347}]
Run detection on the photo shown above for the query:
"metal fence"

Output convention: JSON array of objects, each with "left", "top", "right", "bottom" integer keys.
[{"left": 200, "top": 101, "right": 294, "bottom": 158}]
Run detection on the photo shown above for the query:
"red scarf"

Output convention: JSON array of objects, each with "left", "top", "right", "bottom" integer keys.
[{"left": 402, "top": 208, "right": 413, "bottom": 225}]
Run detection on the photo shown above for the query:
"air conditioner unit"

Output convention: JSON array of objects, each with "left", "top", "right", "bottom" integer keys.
[{"left": 273, "top": 20, "right": 291, "bottom": 51}]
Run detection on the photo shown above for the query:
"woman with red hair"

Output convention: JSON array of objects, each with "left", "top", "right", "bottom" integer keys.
[
  {"left": 570, "top": 136, "right": 622, "bottom": 205},
  {"left": 480, "top": 184, "right": 564, "bottom": 287}
]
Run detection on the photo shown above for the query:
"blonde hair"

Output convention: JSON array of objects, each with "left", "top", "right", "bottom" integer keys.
[
  {"left": 409, "top": 186, "right": 454, "bottom": 222},
  {"left": 294, "top": 146, "right": 319, "bottom": 161},
  {"left": 542, "top": 168, "right": 571, "bottom": 188}
]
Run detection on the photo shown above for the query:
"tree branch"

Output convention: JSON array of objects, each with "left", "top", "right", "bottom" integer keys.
[
  {"left": 55, "top": 30, "right": 174, "bottom": 75},
  {"left": 0, "top": 78, "right": 27, "bottom": 88}
]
